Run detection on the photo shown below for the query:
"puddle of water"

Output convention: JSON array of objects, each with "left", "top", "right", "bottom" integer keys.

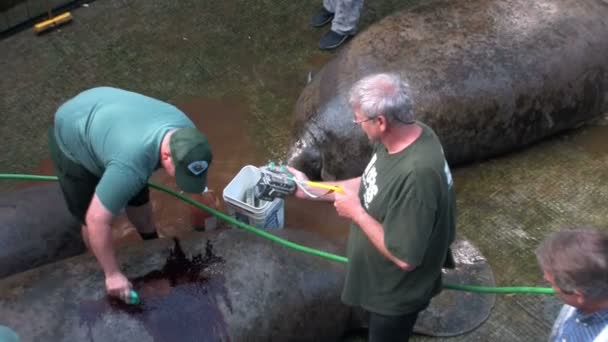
[
  {"left": 304, "top": 53, "right": 335, "bottom": 84},
  {"left": 308, "top": 53, "right": 334, "bottom": 69},
  {"left": 285, "top": 197, "right": 350, "bottom": 241},
  {"left": 79, "top": 238, "right": 230, "bottom": 342},
  {"left": 28, "top": 96, "right": 349, "bottom": 246},
  {"left": 568, "top": 122, "right": 608, "bottom": 158}
]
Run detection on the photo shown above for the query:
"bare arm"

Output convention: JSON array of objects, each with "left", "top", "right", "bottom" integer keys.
[
  {"left": 287, "top": 166, "right": 412, "bottom": 269},
  {"left": 287, "top": 166, "right": 361, "bottom": 202},
  {"left": 86, "top": 194, "right": 132, "bottom": 300},
  {"left": 334, "top": 191, "right": 415, "bottom": 271},
  {"left": 351, "top": 210, "right": 415, "bottom": 271},
  {"left": 86, "top": 194, "right": 119, "bottom": 276}
]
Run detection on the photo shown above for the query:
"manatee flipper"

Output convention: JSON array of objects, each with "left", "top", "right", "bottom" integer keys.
[{"left": 414, "top": 238, "right": 496, "bottom": 337}]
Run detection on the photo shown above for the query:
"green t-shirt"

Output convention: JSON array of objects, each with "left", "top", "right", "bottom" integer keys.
[
  {"left": 53, "top": 87, "right": 195, "bottom": 215},
  {"left": 341, "top": 122, "right": 456, "bottom": 315}
]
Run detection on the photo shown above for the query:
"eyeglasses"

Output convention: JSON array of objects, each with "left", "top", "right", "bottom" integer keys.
[{"left": 352, "top": 117, "right": 376, "bottom": 125}]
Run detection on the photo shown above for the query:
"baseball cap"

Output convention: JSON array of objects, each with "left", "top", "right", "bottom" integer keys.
[{"left": 170, "top": 127, "right": 213, "bottom": 193}]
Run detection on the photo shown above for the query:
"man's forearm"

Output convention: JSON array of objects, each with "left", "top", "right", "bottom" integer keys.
[
  {"left": 86, "top": 221, "right": 121, "bottom": 276},
  {"left": 301, "top": 177, "right": 362, "bottom": 201},
  {"left": 353, "top": 212, "right": 414, "bottom": 271}
]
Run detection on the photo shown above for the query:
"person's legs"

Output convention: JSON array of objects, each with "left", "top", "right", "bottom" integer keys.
[
  {"left": 48, "top": 126, "right": 99, "bottom": 249},
  {"left": 318, "top": 0, "right": 363, "bottom": 50},
  {"left": 331, "top": 0, "right": 363, "bottom": 35},
  {"left": 311, "top": 0, "right": 336, "bottom": 28},
  {"left": 126, "top": 187, "right": 158, "bottom": 240},
  {"left": 368, "top": 309, "right": 422, "bottom": 342},
  {"left": 323, "top": 0, "right": 336, "bottom": 12}
]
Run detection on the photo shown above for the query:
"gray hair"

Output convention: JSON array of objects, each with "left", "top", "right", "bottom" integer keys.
[
  {"left": 535, "top": 228, "right": 608, "bottom": 300},
  {"left": 348, "top": 73, "right": 415, "bottom": 125}
]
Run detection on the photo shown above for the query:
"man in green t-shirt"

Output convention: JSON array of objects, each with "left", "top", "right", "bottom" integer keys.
[
  {"left": 289, "top": 73, "right": 456, "bottom": 341},
  {"left": 48, "top": 87, "right": 213, "bottom": 303}
]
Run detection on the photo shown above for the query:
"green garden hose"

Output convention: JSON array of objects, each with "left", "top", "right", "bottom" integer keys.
[{"left": 0, "top": 173, "right": 555, "bottom": 295}]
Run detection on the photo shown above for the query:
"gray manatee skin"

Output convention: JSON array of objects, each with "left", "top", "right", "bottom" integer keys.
[
  {"left": 287, "top": 0, "right": 608, "bottom": 180},
  {"left": 0, "top": 226, "right": 495, "bottom": 340},
  {"left": 0, "top": 229, "right": 352, "bottom": 342},
  {"left": 0, "top": 183, "right": 85, "bottom": 278}
]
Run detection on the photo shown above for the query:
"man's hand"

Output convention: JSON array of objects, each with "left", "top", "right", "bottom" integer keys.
[
  {"left": 286, "top": 166, "right": 311, "bottom": 199},
  {"left": 86, "top": 194, "right": 132, "bottom": 302},
  {"left": 334, "top": 190, "right": 367, "bottom": 222},
  {"left": 105, "top": 272, "right": 133, "bottom": 303}
]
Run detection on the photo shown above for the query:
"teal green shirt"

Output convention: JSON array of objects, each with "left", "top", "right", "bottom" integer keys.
[
  {"left": 341, "top": 122, "right": 457, "bottom": 315},
  {"left": 54, "top": 87, "right": 194, "bottom": 215}
]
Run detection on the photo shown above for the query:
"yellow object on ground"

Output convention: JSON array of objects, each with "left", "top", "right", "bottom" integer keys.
[{"left": 33, "top": 12, "right": 73, "bottom": 34}]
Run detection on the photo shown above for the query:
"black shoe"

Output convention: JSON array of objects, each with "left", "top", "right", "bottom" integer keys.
[
  {"left": 310, "top": 7, "right": 334, "bottom": 28},
  {"left": 319, "top": 30, "right": 351, "bottom": 50}
]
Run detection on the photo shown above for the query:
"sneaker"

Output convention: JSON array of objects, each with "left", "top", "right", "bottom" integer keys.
[
  {"left": 319, "top": 30, "right": 351, "bottom": 50},
  {"left": 310, "top": 7, "right": 334, "bottom": 28}
]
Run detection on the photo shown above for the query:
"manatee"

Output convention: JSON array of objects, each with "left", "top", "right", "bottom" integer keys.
[
  {"left": 286, "top": 0, "right": 608, "bottom": 180},
  {"left": 0, "top": 227, "right": 495, "bottom": 340},
  {"left": 0, "top": 183, "right": 84, "bottom": 278}
]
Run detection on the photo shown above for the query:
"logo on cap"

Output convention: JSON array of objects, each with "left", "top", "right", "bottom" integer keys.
[{"left": 187, "top": 160, "right": 208, "bottom": 176}]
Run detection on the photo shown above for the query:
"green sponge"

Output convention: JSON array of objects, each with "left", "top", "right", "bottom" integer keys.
[{"left": 127, "top": 290, "right": 140, "bottom": 305}]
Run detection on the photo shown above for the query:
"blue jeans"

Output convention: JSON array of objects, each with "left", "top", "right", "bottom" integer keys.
[{"left": 322, "top": 0, "right": 364, "bottom": 35}]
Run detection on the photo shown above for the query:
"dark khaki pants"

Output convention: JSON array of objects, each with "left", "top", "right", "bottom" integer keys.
[{"left": 47, "top": 126, "right": 149, "bottom": 224}]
